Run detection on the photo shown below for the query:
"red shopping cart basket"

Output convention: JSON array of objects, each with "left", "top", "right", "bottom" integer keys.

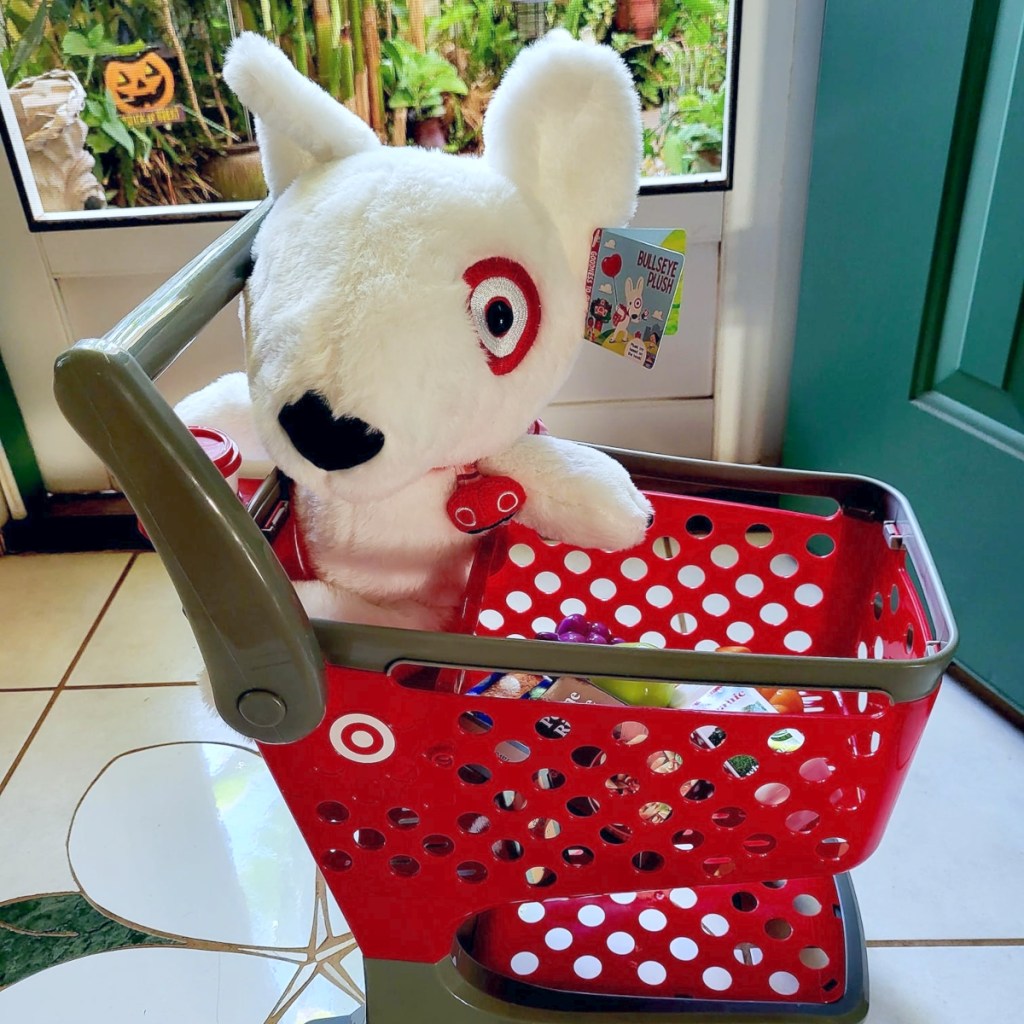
[
  {"left": 249, "top": 469, "right": 952, "bottom": 1020},
  {"left": 54, "top": 208, "right": 956, "bottom": 1024}
]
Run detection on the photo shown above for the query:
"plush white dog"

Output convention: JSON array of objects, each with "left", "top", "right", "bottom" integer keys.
[{"left": 176, "top": 30, "right": 654, "bottom": 632}]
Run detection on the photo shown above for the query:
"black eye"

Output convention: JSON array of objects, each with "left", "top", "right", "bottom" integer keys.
[{"left": 485, "top": 299, "right": 514, "bottom": 338}]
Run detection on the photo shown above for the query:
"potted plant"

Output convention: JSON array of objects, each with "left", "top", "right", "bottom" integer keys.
[
  {"left": 614, "top": 0, "right": 660, "bottom": 40},
  {"left": 380, "top": 38, "right": 468, "bottom": 148}
]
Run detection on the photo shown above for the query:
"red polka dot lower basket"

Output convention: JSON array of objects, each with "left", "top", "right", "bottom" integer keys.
[{"left": 258, "top": 469, "right": 956, "bottom": 1020}]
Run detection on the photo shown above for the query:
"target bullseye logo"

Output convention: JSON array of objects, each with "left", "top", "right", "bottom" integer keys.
[{"left": 329, "top": 714, "right": 396, "bottom": 764}]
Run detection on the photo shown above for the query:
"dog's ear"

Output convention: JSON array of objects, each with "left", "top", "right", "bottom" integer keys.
[
  {"left": 223, "top": 32, "right": 380, "bottom": 197},
  {"left": 482, "top": 30, "right": 641, "bottom": 267}
]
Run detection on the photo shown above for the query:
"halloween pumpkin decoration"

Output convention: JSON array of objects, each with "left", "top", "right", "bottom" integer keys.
[{"left": 104, "top": 51, "right": 176, "bottom": 115}]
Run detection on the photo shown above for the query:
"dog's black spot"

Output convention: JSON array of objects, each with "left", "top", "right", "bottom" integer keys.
[{"left": 278, "top": 391, "right": 385, "bottom": 471}]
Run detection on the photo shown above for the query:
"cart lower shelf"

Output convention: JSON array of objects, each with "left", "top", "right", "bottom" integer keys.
[{"left": 344, "top": 874, "right": 868, "bottom": 1023}]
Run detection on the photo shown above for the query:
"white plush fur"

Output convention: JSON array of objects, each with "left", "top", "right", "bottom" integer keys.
[{"left": 177, "top": 31, "right": 652, "bottom": 632}]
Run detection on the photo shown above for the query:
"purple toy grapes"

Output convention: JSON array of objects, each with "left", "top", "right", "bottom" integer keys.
[{"left": 535, "top": 615, "right": 626, "bottom": 645}]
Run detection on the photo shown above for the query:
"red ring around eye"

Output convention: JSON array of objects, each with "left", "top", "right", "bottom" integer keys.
[{"left": 464, "top": 257, "right": 542, "bottom": 376}]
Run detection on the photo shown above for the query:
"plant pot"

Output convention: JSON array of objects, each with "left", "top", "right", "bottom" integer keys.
[
  {"left": 203, "top": 142, "right": 267, "bottom": 202},
  {"left": 412, "top": 115, "right": 447, "bottom": 149},
  {"left": 615, "top": 0, "right": 659, "bottom": 40},
  {"left": 695, "top": 147, "right": 723, "bottom": 172}
]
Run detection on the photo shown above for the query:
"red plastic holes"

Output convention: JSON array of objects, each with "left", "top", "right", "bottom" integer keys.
[
  {"left": 606, "top": 773, "right": 640, "bottom": 797},
  {"left": 742, "top": 833, "right": 777, "bottom": 855},
  {"left": 494, "top": 790, "right": 526, "bottom": 812},
  {"left": 639, "top": 801, "right": 673, "bottom": 824},
  {"left": 600, "top": 823, "right": 633, "bottom": 845},
  {"left": 532, "top": 768, "right": 566, "bottom": 790},
  {"left": 316, "top": 801, "right": 350, "bottom": 824},
  {"left": 528, "top": 817, "right": 561, "bottom": 840},
  {"left": 686, "top": 514, "right": 713, "bottom": 538},
  {"left": 566, "top": 796, "right": 601, "bottom": 817},
  {"left": 702, "top": 856, "right": 736, "bottom": 879},
  {"left": 765, "top": 918, "right": 793, "bottom": 940},
  {"left": 457, "top": 763, "right": 492, "bottom": 785},
  {"left": 671, "top": 828, "right": 704, "bottom": 851},
  {"left": 711, "top": 806, "right": 747, "bottom": 829},
  {"left": 830, "top": 786, "right": 866, "bottom": 812},
  {"left": 613, "top": 721, "right": 649, "bottom": 746},
  {"left": 389, "top": 855, "right": 420, "bottom": 878},
  {"left": 571, "top": 745, "right": 607, "bottom": 768},
  {"left": 456, "top": 812, "right": 490, "bottom": 834},
  {"left": 354, "top": 828, "right": 385, "bottom": 850},
  {"left": 387, "top": 806, "right": 420, "bottom": 829},
  {"left": 458, "top": 711, "right": 493, "bottom": 735},
  {"left": 681, "top": 778, "right": 716, "bottom": 801},
  {"left": 320, "top": 849, "right": 353, "bottom": 872},
  {"left": 491, "top": 839, "right": 524, "bottom": 861},
  {"left": 562, "top": 845, "right": 595, "bottom": 867},
  {"left": 422, "top": 834, "right": 455, "bottom": 857},
  {"left": 647, "top": 750, "right": 683, "bottom": 774},
  {"left": 525, "top": 866, "right": 557, "bottom": 887},
  {"left": 816, "top": 837, "right": 851, "bottom": 862},
  {"left": 456, "top": 861, "right": 488, "bottom": 883},
  {"left": 631, "top": 851, "right": 664, "bottom": 872}
]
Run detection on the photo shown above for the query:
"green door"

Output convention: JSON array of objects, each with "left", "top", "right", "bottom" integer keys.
[{"left": 785, "top": 0, "right": 1024, "bottom": 710}]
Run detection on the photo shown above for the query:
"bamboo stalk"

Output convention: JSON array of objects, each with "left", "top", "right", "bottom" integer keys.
[
  {"left": 200, "top": 33, "right": 232, "bottom": 136},
  {"left": 294, "top": 0, "right": 310, "bottom": 76},
  {"left": 362, "top": 0, "right": 385, "bottom": 136},
  {"left": 348, "top": 0, "right": 368, "bottom": 121},
  {"left": 407, "top": 0, "right": 426, "bottom": 51},
  {"left": 159, "top": 0, "right": 215, "bottom": 143},
  {"left": 259, "top": 0, "right": 279, "bottom": 43},
  {"left": 392, "top": 105, "right": 407, "bottom": 146},
  {"left": 349, "top": 0, "right": 365, "bottom": 73},
  {"left": 355, "top": 68, "right": 370, "bottom": 122},
  {"left": 338, "top": 32, "right": 355, "bottom": 101},
  {"left": 313, "top": 0, "right": 338, "bottom": 94}
]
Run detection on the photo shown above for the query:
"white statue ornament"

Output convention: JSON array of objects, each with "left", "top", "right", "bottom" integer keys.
[{"left": 9, "top": 70, "right": 106, "bottom": 213}]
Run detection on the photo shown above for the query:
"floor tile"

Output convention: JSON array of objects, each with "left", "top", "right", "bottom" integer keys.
[
  {"left": 68, "top": 554, "right": 203, "bottom": 686},
  {"left": 0, "top": 692, "right": 49, "bottom": 779},
  {"left": 0, "top": 946, "right": 361, "bottom": 1023},
  {"left": 866, "top": 944, "right": 1024, "bottom": 1022},
  {"left": 0, "top": 687, "right": 250, "bottom": 902},
  {"left": 68, "top": 743, "right": 325, "bottom": 949},
  {"left": 854, "top": 680, "right": 1024, "bottom": 940},
  {"left": 0, "top": 552, "right": 130, "bottom": 689}
]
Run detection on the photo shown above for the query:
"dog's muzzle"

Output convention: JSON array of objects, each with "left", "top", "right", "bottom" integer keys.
[{"left": 278, "top": 391, "right": 385, "bottom": 471}]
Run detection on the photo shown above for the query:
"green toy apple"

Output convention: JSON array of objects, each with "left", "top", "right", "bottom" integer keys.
[{"left": 593, "top": 643, "right": 674, "bottom": 708}]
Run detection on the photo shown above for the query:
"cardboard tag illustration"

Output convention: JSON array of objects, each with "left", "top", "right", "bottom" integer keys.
[{"left": 584, "top": 228, "right": 687, "bottom": 369}]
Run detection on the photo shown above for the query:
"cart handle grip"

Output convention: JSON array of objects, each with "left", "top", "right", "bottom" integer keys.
[{"left": 53, "top": 202, "right": 326, "bottom": 743}]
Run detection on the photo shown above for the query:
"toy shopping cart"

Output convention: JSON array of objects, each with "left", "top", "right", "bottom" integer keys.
[{"left": 54, "top": 205, "right": 957, "bottom": 1024}]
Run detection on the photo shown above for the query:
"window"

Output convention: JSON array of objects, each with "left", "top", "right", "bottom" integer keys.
[{"left": 1, "top": 0, "right": 736, "bottom": 227}]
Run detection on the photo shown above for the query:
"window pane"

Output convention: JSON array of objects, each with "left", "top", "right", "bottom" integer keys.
[{"left": 1, "top": 0, "right": 733, "bottom": 224}]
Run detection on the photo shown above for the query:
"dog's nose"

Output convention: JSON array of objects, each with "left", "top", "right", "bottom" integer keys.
[{"left": 278, "top": 391, "right": 385, "bottom": 471}]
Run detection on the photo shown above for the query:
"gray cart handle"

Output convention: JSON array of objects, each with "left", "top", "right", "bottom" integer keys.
[{"left": 53, "top": 203, "right": 957, "bottom": 744}]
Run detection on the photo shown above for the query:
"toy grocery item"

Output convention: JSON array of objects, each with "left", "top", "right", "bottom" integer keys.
[{"left": 174, "top": 30, "right": 653, "bottom": 633}]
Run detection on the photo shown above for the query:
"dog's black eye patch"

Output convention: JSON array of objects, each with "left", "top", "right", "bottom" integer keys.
[{"left": 278, "top": 392, "right": 385, "bottom": 471}]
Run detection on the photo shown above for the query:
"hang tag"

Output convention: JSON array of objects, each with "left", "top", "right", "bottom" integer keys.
[{"left": 584, "top": 228, "right": 687, "bottom": 369}]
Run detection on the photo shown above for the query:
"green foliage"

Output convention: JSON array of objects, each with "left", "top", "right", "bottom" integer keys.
[
  {"left": 381, "top": 37, "right": 467, "bottom": 119},
  {"left": 2, "top": 0, "right": 732, "bottom": 205},
  {"left": 430, "top": 0, "right": 519, "bottom": 86}
]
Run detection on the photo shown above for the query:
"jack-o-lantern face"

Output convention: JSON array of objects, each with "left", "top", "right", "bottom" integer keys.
[{"left": 104, "top": 53, "right": 175, "bottom": 114}]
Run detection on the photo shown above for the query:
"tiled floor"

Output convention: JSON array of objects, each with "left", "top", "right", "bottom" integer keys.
[{"left": 0, "top": 550, "right": 1021, "bottom": 1022}]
